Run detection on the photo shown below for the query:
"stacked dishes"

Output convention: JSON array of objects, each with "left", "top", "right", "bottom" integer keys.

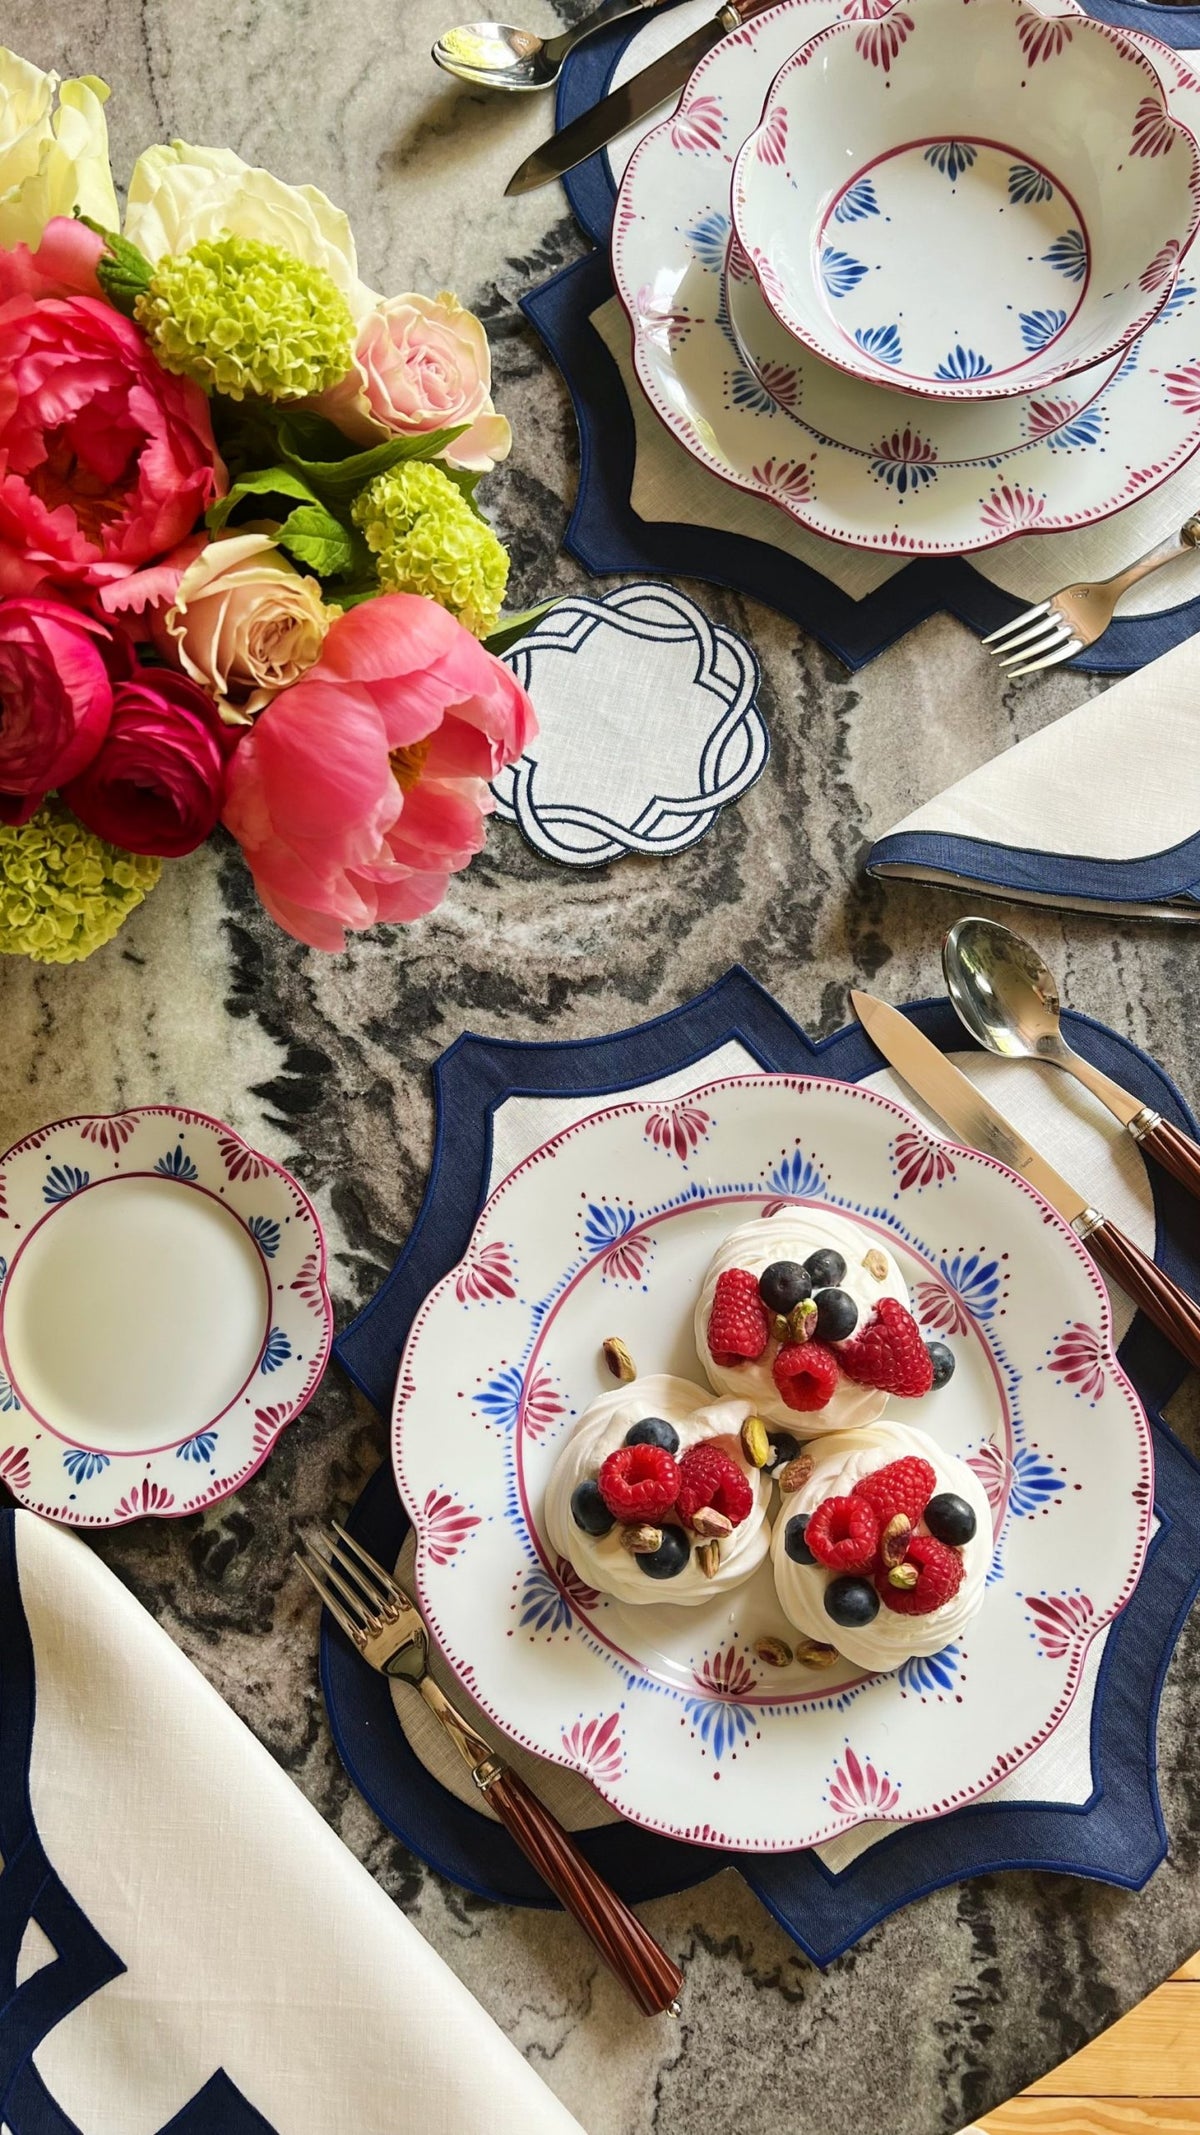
[{"left": 611, "top": 0, "right": 1200, "bottom": 552}]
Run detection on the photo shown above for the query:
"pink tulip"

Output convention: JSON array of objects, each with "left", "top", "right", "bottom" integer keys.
[
  {"left": 222, "top": 592, "right": 535, "bottom": 950},
  {"left": 0, "top": 595, "right": 116, "bottom": 822}
]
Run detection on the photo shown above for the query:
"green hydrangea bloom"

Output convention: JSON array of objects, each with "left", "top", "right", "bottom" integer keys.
[
  {"left": 0, "top": 806, "right": 161, "bottom": 965},
  {"left": 352, "top": 460, "right": 509, "bottom": 638},
  {"left": 136, "top": 235, "right": 355, "bottom": 402}
]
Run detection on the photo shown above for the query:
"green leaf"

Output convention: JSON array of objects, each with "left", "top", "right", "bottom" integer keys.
[
  {"left": 275, "top": 504, "right": 358, "bottom": 578},
  {"left": 79, "top": 216, "right": 154, "bottom": 319},
  {"left": 277, "top": 423, "right": 470, "bottom": 509},
  {"left": 483, "top": 599, "right": 562, "bottom": 656},
  {"left": 206, "top": 465, "right": 325, "bottom": 532},
  {"left": 437, "top": 461, "right": 486, "bottom": 521}
]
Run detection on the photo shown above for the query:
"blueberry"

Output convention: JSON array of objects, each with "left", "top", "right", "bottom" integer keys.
[
  {"left": 571, "top": 1480, "right": 614, "bottom": 1537},
  {"left": 813, "top": 1287, "right": 859, "bottom": 1343},
  {"left": 824, "top": 1575, "right": 880, "bottom": 1629},
  {"left": 624, "top": 1416, "right": 680, "bottom": 1455},
  {"left": 804, "top": 1247, "right": 847, "bottom": 1289},
  {"left": 783, "top": 1513, "right": 815, "bottom": 1565},
  {"left": 926, "top": 1340, "right": 956, "bottom": 1390},
  {"left": 769, "top": 1430, "right": 804, "bottom": 1464},
  {"left": 758, "top": 1259, "right": 812, "bottom": 1315},
  {"left": 636, "top": 1525, "right": 690, "bottom": 1579},
  {"left": 924, "top": 1492, "right": 976, "bottom": 1547}
]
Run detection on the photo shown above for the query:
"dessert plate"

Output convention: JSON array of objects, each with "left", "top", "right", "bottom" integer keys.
[
  {"left": 611, "top": 0, "right": 1200, "bottom": 553},
  {"left": 392, "top": 1075, "right": 1151, "bottom": 1852},
  {"left": 0, "top": 1107, "right": 332, "bottom": 1528}
]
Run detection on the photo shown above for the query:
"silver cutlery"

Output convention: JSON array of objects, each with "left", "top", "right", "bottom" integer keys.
[
  {"left": 982, "top": 511, "right": 1200, "bottom": 675},
  {"left": 435, "top": 0, "right": 663, "bottom": 91},
  {"left": 851, "top": 989, "right": 1200, "bottom": 1374},
  {"left": 297, "top": 1521, "right": 684, "bottom": 2017},
  {"left": 505, "top": 0, "right": 764, "bottom": 192},
  {"left": 944, "top": 916, "right": 1200, "bottom": 1203}
]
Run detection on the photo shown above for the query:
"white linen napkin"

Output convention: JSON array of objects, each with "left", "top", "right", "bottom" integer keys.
[
  {"left": 8, "top": 1510, "right": 581, "bottom": 2135},
  {"left": 866, "top": 634, "right": 1200, "bottom": 919}
]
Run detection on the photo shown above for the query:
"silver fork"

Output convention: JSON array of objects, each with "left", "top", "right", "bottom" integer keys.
[
  {"left": 982, "top": 511, "right": 1200, "bottom": 675},
  {"left": 296, "top": 1522, "right": 683, "bottom": 2017}
]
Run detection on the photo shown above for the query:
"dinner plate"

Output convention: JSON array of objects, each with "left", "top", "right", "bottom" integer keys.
[
  {"left": 611, "top": 0, "right": 1200, "bottom": 553},
  {"left": 0, "top": 1107, "right": 332, "bottom": 1527},
  {"left": 392, "top": 1075, "right": 1151, "bottom": 1852}
]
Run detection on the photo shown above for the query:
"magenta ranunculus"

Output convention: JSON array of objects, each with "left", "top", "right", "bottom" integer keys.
[
  {"left": 0, "top": 221, "right": 226, "bottom": 598},
  {"left": 0, "top": 595, "right": 116, "bottom": 822},
  {"left": 221, "top": 592, "right": 536, "bottom": 950},
  {"left": 61, "top": 666, "right": 235, "bottom": 858}
]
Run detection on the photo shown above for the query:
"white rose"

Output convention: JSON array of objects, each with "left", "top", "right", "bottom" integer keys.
[
  {"left": 0, "top": 48, "right": 119, "bottom": 248},
  {"left": 123, "top": 141, "right": 378, "bottom": 323},
  {"left": 163, "top": 532, "right": 334, "bottom": 724}
]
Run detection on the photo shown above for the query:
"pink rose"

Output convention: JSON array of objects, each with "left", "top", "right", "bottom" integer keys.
[
  {"left": 316, "top": 291, "right": 511, "bottom": 473},
  {"left": 62, "top": 666, "right": 235, "bottom": 858},
  {"left": 0, "top": 595, "right": 116, "bottom": 822},
  {"left": 222, "top": 591, "right": 535, "bottom": 949},
  {"left": 0, "top": 225, "right": 225, "bottom": 598}
]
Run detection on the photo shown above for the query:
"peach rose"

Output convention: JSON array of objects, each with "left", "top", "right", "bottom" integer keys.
[
  {"left": 317, "top": 291, "right": 511, "bottom": 473},
  {"left": 163, "top": 532, "right": 333, "bottom": 723}
]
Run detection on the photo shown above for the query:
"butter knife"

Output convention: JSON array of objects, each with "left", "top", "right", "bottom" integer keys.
[
  {"left": 851, "top": 990, "right": 1200, "bottom": 1374},
  {"left": 505, "top": 0, "right": 765, "bottom": 194}
]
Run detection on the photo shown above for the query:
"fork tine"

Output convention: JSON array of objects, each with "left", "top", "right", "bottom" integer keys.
[
  {"left": 998, "top": 621, "right": 1073, "bottom": 669},
  {"left": 989, "top": 610, "right": 1065, "bottom": 658},
  {"left": 295, "top": 1547, "right": 362, "bottom": 1644},
  {"left": 330, "top": 1519, "right": 400, "bottom": 1604},
  {"left": 305, "top": 1536, "right": 378, "bottom": 1625},
  {"left": 981, "top": 600, "right": 1049, "bottom": 647},
  {"left": 323, "top": 1531, "right": 396, "bottom": 1616},
  {"left": 1006, "top": 636, "right": 1083, "bottom": 678}
]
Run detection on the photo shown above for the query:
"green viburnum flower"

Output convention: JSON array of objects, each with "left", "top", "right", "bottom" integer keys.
[
  {"left": 135, "top": 234, "right": 355, "bottom": 402},
  {"left": 0, "top": 806, "right": 161, "bottom": 965},
  {"left": 352, "top": 460, "right": 509, "bottom": 638}
]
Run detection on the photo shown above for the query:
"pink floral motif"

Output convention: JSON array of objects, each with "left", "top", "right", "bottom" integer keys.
[
  {"left": 601, "top": 1233, "right": 651, "bottom": 1283},
  {"left": 634, "top": 286, "right": 694, "bottom": 351},
  {"left": 522, "top": 1366, "right": 566, "bottom": 1441},
  {"left": 1045, "top": 1321, "right": 1107, "bottom": 1401},
  {"left": 671, "top": 95, "right": 725, "bottom": 154},
  {"left": 79, "top": 1114, "right": 137, "bottom": 1152},
  {"left": 966, "top": 1437, "right": 1011, "bottom": 1511},
  {"left": 1016, "top": 12, "right": 1072, "bottom": 62},
  {"left": 750, "top": 249, "right": 788, "bottom": 311},
  {"left": 253, "top": 1403, "right": 289, "bottom": 1452},
  {"left": 422, "top": 1488, "right": 480, "bottom": 1565},
  {"left": 756, "top": 107, "right": 789, "bottom": 165},
  {"left": 114, "top": 1480, "right": 175, "bottom": 1518},
  {"left": 643, "top": 1103, "right": 711, "bottom": 1162},
  {"left": 1024, "top": 1589, "right": 1094, "bottom": 1659},
  {"left": 1025, "top": 396, "right": 1078, "bottom": 441},
  {"left": 219, "top": 1134, "right": 271, "bottom": 1183},
  {"left": 911, "top": 1276, "right": 970, "bottom": 1338},
  {"left": 727, "top": 241, "right": 755, "bottom": 282},
  {"left": 980, "top": 483, "right": 1047, "bottom": 535},
  {"left": 1164, "top": 362, "right": 1200, "bottom": 413},
  {"left": 696, "top": 1644, "right": 757, "bottom": 1700},
  {"left": 562, "top": 1710, "right": 624, "bottom": 1786},
  {"left": 1141, "top": 238, "right": 1181, "bottom": 293},
  {"left": 839, "top": 0, "right": 897, "bottom": 15},
  {"left": 554, "top": 1556, "right": 601, "bottom": 1610},
  {"left": 827, "top": 1744, "right": 901, "bottom": 1818},
  {"left": 756, "top": 362, "right": 802, "bottom": 410},
  {"left": 290, "top": 1250, "right": 326, "bottom": 1309},
  {"left": 1131, "top": 95, "right": 1178, "bottom": 158},
  {"left": 455, "top": 1239, "right": 516, "bottom": 1303},
  {"left": 854, "top": 14, "right": 914, "bottom": 69},
  {"left": 892, "top": 1128, "right": 956, "bottom": 1192},
  {"left": 0, "top": 1445, "right": 30, "bottom": 1491},
  {"left": 750, "top": 457, "right": 814, "bottom": 503}
]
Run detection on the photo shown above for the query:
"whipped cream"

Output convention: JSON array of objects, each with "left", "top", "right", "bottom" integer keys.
[
  {"left": 770, "top": 1420, "right": 991, "bottom": 1670},
  {"left": 542, "top": 1374, "right": 772, "bottom": 1606},
  {"left": 695, "top": 1210, "right": 909, "bottom": 1434}
]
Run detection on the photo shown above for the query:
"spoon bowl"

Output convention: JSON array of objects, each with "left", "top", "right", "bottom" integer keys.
[
  {"left": 433, "top": 0, "right": 656, "bottom": 90},
  {"left": 942, "top": 917, "right": 1066, "bottom": 1064}
]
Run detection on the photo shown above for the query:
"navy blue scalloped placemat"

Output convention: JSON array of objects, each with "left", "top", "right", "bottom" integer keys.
[
  {"left": 329, "top": 969, "right": 1200, "bottom": 1965},
  {"left": 521, "top": 0, "right": 1200, "bottom": 674}
]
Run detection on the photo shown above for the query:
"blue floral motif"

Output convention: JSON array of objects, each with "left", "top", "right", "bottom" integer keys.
[
  {"left": 1157, "top": 283, "right": 1196, "bottom": 324},
  {"left": 935, "top": 345, "right": 993, "bottom": 381},
  {"left": 924, "top": 140, "right": 977, "bottom": 181},
  {"left": 1020, "top": 307, "right": 1067, "bottom": 353},
  {"left": 43, "top": 1164, "right": 88, "bottom": 1205},
  {"left": 938, "top": 1250, "right": 1002, "bottom": 1322},
  {"left": 869, "top": 438, "right": 938, "bottom": 494},
  {"left": 854, "top": 323, "right": 903, "bottom": 366},
  {"left": 1046, "top": 405, "right": 1104, "bottom": 451},
  {"left": 834, "top": 178, "right": 879, "bottom": 223},
  {"left": 1009, "top": 161, "right": 1054, "bottom": 206},
  {"left": 1043, "top": 229, "right": 1088, "bottom": 281},
  {"left": 154, "top": 1145, "right": 198, "bottom": 1181},
  {"left": 1112, "top": 342, "right": 1141, "bottom": 384},
  {"left": 820, "top": 248, "right": 869, "bottom": 299},
  {"left": 584, "top": 1202, "right": 638, "bottom": 1256},
  {"left": 260, "top": 1326, "right": 292, "bottom": 1373},
  {"left": 176, "top": 1429, "right": 218, "bottom": 1463},
  {"left": 0, "top": 1254, "right": 6, "bottom": 1295},
  {"left": 897, "top": 1643, "right": 961, "bottom": 1695},
  {"left": 476, "top": 1365, "right": 525, "bottom": 1433},
  {"left": 1010, "top": 1443, "right": 1066, "bottom": 1516},
  {"left": 247, "top": 1215, "right": 281, "bottom": 1258},
  {"left": 728, "top": 367, "right": 776, "bottom": 415},
  {"left": 767, "top": 1147, "right": 826, "bottom": 1199},
  {"left": 0, "top": 1370, "right": 20, "bottom": 1415},
  {"left": 518, "top": 1566, "right": 574, "bottom": 1635},
  {"left": 684, "top": 210, "right": 730, "bottom": 273},
  {"left": 62, "top": 1447, "right": 109, "bottom": 1484},
  {"left": 682, "top": 1688, "right": 756, "bottom": 1761}
]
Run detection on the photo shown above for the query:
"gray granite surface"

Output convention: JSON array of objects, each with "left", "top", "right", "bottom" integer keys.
[{"left": 4, "top": 4, "right": 1200, "bottom": 2128}]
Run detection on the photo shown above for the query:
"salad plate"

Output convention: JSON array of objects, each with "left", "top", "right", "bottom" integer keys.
[
  {"left": 0, "top": 1107, "right": 332, "bottom": 1528},
  {"left": 392, "top": 1074, "right": 1150, "bottom": 1851}
]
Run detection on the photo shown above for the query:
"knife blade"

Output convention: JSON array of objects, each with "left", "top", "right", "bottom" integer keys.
[
  {"left": 851, "top": 989, "right": 1200, "bottom": 1375},
  {"left": 505, "top": 0, "right": 757, "bottom": 195}
]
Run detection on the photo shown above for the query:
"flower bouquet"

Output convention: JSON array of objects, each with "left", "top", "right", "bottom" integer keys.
[{"left": 0, "top": 49, "right": 542, "bottom": 960}]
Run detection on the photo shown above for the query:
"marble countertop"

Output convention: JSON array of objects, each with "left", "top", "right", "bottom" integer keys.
[{"left": 6, "top": 4, "right": 1200, "bottom": 2129}]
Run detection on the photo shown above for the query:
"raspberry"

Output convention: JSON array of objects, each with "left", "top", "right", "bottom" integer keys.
[
  {"left": 772, "top": 1339, "right": 840, "bottom": 1412},
  {"left": 597, "top": 1443, "right": 680, "bottom": 1523},
  {"left": 805, "top": 1493, "right": 880, "bottom": 1573},
  {"left": 675, "top": 1441, "right": 754, "bottom": 1529},
  {"left": 837, "top": 1297, "right": 934, "bottom": 1398},
  {"left": 851, "top": 1455, "right": 936, "bottom": 1528},
  {"left": 707, "top": 1268, "right": 770, "bottom": 1366},
  {"left": 877, "top": 1533, "right": 965, "bottom": 1616}
]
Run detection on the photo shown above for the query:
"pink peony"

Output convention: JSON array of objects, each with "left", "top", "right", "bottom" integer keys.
[
  {"left": 222, "top": 592, "right": 535, "bottom": 950},
  {"left": 0, "top": 594, "right": 116, "bottom": 822},
  {"left": 0, "top": 222, "right": 225, "bottom": 598},
  {"left": 62, "top": 665, "right": 236, "bottom": 858},
  {"left": 316, "top": 291, "right": 511, "bottom": 472}
]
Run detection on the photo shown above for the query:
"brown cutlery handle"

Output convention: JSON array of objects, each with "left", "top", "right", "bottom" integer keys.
[
  {"left": 1085, "top": 1216, "right": 1200, "bottom": 1374},
  {"left": 484, "top": 1765, "right": 683, "bottom": 2016},
  {"left": 1136, "top": 1116, "right": 1200, "bottom": 1204}
]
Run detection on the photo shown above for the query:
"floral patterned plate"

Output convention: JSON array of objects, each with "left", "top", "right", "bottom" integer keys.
[
  {"left": 392, "top": 1075, "right": 1151, "bottom": 1852},
  {"left": 0, "top": 1107, "right": 331, "bottom": 1528}
]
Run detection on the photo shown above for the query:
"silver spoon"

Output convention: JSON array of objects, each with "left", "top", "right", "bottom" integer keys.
[
  {"left": 433, "top": 0, "right": 662, "bottom": 90},
  {"left": 943, "top": 915, "right": 1200, "bottom": 1203}
]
